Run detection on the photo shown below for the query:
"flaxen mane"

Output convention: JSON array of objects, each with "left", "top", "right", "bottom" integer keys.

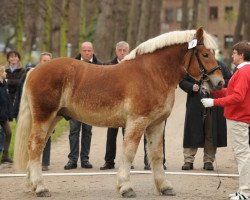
[{"left": 123, "top": 30, "right": 218, "bottom": 61}]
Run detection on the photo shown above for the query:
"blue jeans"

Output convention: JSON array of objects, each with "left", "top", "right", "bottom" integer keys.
[{"left": 68, "top": 119, "right": 92, "bottom": 163}]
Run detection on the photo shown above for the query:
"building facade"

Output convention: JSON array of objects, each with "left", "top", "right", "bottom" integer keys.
[{"left": 161, "top": 0, "right": 240, "bottom": 62}]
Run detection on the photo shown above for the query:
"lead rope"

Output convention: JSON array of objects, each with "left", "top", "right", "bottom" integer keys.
[
  {"left": 199, "top": 86, "right": 221, "bottom": 190},
  {"left": 215, "top": 158, "right": 222, "bottom": 189}
]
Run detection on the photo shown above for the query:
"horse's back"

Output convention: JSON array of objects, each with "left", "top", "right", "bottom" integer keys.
[{"left": 25, "top": 57, "right": 129, "bottom": 125}]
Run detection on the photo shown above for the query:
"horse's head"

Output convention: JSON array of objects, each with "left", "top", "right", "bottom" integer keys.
[{"left": 185, "top": 27, "right": 224, "bottom": 92}]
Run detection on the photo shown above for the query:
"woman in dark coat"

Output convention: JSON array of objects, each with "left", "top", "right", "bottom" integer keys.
[
  {"left": 179, "top": 60, "right": 232, "bottom": 170},
  {"left": 5, "top": 50, "right": 25, "bottom": 106}
]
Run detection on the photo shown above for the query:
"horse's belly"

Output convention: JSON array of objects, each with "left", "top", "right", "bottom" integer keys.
[{"left": 67, "top": 108, "right": 125, "bottom": 128}]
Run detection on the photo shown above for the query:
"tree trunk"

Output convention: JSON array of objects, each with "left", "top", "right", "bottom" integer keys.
[
  {"left": 190, "top": 0, "right": 199, "bottom": 29},
  {"left": 243, "top": 0, "right": 250, "bottom": 41},
  {"left": 79, "top": 0, "right": 100, "bottom": 46},
  {"left": 93, "top": 0, "right": 116, "bottom": 61},
  {"left": 60, "top": 0, "right": 70, "bottom": 56},
  {"left": 42, "top": 0, "right": 53, "bottom": 52},
  {"left": 126, "top": 0, "right": 142, "bottom": 50},
  {"left": 114, "top": 0, "right": 131, "bottom": 44},
  {"left": 148, "top": 0, "right": 162, "bottom": 38},
  {"left": 137, "top": 0, "right": 151, "bottom": 45},
  {"left": 233, "top": 0, "right": 245, "bottom": 44},
  {"left": 67, "top": 0, "right": 81, "bottom": 57},
  {"left": 51, "top": 0, "right": 64, "bottom": 57},
  {"left": 23, "top": 0, "right": 38, "bottom": 59},
  {"left": 15, "top": 0, "right": 24, "bottom": 54},
  {"left": 181, "top": 0, "right": 189, "bottom": 30}
]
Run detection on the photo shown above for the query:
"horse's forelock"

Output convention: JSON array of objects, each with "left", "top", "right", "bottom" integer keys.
[
  {"left": 203, "top": 31, "right": 218, "bottom": 50},
  {"left": 123, "top": 29, "right": 217, "bottom": 61}
]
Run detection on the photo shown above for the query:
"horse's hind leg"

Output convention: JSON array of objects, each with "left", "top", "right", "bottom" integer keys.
[
  {"left": 117, "top": 119, "right": 146, "bottom": 198},
  {"left": 146, "top": 121, "right": 176, "bottom": 196},
  {"left": 26, "top": 117, "right": 59, "bottom": 197}
]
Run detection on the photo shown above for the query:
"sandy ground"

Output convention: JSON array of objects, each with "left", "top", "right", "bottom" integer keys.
[{"left": 0, "top": 88, "right": 239, "bottom": 200}]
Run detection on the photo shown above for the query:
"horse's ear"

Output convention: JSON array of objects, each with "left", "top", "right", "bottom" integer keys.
[{"left": 196, "top": 27, "right": 204, "bottom": 43}]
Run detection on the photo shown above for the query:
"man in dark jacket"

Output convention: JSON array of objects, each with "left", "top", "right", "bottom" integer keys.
[
  {"left": 64, "top": 41, "right": 102, "bottom": 170},
  {"left": 100, "top": 41, "right": 130, "bottom": 170},
  {"left": 179, "top": 60, "right": 232, "bottom": 171}
]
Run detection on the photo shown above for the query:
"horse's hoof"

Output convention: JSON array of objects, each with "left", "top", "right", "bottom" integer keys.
[
  {"left": 121, "top": 188, "right": 136, "bottom": 198},
  {"left": 161, "top": 188, "right": 176, "bottom": 196},
  {"left": 36, "top": 190, "right": 51, "bottom": 197}
]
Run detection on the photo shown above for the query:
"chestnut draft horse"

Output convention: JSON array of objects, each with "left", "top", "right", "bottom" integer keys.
[{"left": 14, "top": 27, "right": 224, "bottom": 198}]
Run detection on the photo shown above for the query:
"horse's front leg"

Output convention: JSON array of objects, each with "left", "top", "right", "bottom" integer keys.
[
  {"left": 27, "top": 124, "right": 51, "bottom": 197},
  {"left": 146, "top": 121, "right": 176, "bottom": 196},
  {"left": 117, "top": 120, "right": 145, "bottom": 198}
]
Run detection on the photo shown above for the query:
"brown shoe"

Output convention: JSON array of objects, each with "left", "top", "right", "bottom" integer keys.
[
  {"left": 203, "top": 162, "right": 214, "bottom": 170},
  {"left": 42, "top": 165, "right": 49, "bottom": 171},
  {"left": 181, "top": 162, "right": 193, "bottom": 170}
]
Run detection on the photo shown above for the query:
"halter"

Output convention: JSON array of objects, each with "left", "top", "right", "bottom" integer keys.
[{"left": 186, "top": 42, "right": 221, "bottom": 81}]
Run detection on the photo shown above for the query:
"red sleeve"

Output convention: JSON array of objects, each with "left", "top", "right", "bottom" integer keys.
[
  {"left": 214, "top": 71, "right": 249, "bottom": 107},
  {"left": 211, "top": 88, "right": 227, "bottom": 98}
]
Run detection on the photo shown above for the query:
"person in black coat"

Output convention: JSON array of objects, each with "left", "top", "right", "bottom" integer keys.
[
  {"left": 179, "top": 60, "right": 232, "bottom": 170},
  {"left": 0, "top": 65, "right": 13, "bottom": 163},
  {"left": 100, "top": 41, "right": 130, "bottom": 170},
  {"left": 5, "top": 50, "right": 25, "bottom": 106},
  {"left": 64, "top": 41, "right": 102, "bottom": 170}
]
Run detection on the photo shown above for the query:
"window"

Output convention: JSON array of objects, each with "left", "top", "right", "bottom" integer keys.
[
  {"left": 165, "top": 8, "right": 174, "bottom": 23},
  {"left": 224, "top": 6, "right": 234, "bottom": 21},
  {"left": 225, "top": 6, "right": 233, "bottom": 13},
  {"left": 176, "top": 8, "right": 182, "bottom": 22},
  {"left": 224, "top": 35, "right": 233, "bottom": 48},
  {"left": 209, "top": 6, "right": 218, "bottom": 20},
  {"left": 176, "top": 8, "right": 193, "bottom": 22}
]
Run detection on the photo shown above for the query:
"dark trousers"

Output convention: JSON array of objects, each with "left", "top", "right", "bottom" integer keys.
[
  {"left": 144, "top": 134, "right": 166, "bottom": 166},
  {"left": 42, "top": 137, "right": 51, "bottom": 166},
  {"left": 104, "top": 127, "right": 125, "bottom": 164},
  {"left": 0, "top": 121, "right": 12, "bottom": 157},
  {"left": 68, "top": 118, "right": 92, "bottom": 163},
  {"left": 0, "top": 125, "right": 4, "bottom": 151}
]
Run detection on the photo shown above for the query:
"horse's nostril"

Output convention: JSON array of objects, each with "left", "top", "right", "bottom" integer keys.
[{"left": 218, "top": 80, "right": 224, "bottom": 88}]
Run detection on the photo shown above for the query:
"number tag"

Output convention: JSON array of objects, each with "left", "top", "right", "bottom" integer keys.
[{"left": 188, "top": 39, "right": 197, "bottom": 49}]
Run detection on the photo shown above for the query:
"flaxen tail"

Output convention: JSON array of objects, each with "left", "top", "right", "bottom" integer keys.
[{"left": 13, "top": 72, "right": 32, "bottom": 171}]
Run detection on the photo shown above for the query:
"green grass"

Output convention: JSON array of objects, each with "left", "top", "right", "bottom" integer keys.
[{"left": 7, "top": 119, "right": 69, "bottom": 158}]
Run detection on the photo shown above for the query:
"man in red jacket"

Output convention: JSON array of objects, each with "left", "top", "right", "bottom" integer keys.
[{"left": 201, "top": 41, "right": 250, "bottom": 200}]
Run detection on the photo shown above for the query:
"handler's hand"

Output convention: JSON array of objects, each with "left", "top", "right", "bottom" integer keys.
[{"left": 201, "top": 98, "right": 214, "bottom": 107}]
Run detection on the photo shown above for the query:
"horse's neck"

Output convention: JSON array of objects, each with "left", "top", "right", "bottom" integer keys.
[{"left": 149, "top": 44, "right": 188, "bottom": 85}]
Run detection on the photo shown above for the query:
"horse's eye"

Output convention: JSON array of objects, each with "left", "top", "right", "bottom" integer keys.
[{"left": 203, "top": 53, "right": 209, "bottom": 58}]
